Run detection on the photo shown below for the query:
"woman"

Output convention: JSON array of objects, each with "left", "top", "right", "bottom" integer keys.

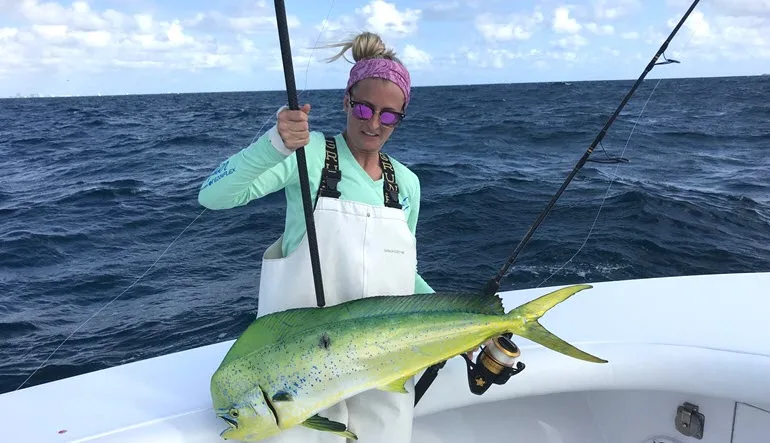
[{"left": 199, "top": 31, "right": 433, "bottom": 442}]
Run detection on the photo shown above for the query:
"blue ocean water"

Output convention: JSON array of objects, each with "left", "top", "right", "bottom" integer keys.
[{"left": 1, "top": 76, "right": 769, "bottom": 394}]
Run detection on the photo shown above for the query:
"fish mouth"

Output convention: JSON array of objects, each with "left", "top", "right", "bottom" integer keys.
[
  {"left": 220, "top": 415, "right": 238, "bottom": 428},
  {"left": 217, "top": 412, "right": 238, "bottom": 437}
]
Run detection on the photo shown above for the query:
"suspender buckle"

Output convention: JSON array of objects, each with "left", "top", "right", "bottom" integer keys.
[
  {"left": 318, "top": 136, "right": 342, "bottom": 199},
  {"left": 319, "top": 169, "right": 341, "bottom": 198}
]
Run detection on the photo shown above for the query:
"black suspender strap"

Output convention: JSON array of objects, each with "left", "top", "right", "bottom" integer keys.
[
  {"left": 379, "top": 152, "right": 402, "bottom": 209},
  {"left": 317, "top": 136, "right": 341, "bottom": 198},
  {"left": 317, "top": 135, "right": 402, "bottom": 209}
]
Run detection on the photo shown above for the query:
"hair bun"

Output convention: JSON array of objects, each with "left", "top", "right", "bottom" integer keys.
[
  {"left": 351, "top": 32, "right": 387, "bottom": 62},
  {"left": 322, "top": 31, "right": 401, "bottom": 64}
]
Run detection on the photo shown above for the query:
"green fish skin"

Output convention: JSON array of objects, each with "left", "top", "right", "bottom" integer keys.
[{"left": 210, "top": 284, "right": 606, "bottom": 441}]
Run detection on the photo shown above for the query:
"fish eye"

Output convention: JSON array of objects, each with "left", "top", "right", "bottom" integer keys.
[{"left": 229, "top": 408, "right": 239, "bottom": 418}]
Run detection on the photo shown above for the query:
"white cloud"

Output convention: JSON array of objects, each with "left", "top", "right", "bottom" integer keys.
[
  {"left": 553, "top": 7, "right": 582, "bottom": 34},
  {"left": 622, "top": 31, "right": 640, "bottom": 39},
  {"left": 0, "top": 27, "right": 19, "bottom": 39},
  {"left": 186, "top": 11, "right": 300, "bottom": 34},
  {"left": 585, "top": 22, "right": 614, "bottom": 35},
  {"left": 312, "top": 0, "right": 421, "bottom": 48},
  {"left": 356, "top": 0, "right": 421, "bottom": 37},
  {"left": 471, "top": 48, "right": 524, "bottom": 69},
  {"left": 475, "top": 10, "right": 544, "bottom": 42},
  {"left": 680, "top": 10, "right": 711, "bottom": 42},
  {"left": 316, "top": 18, "right": 343, "bottom": 35},
  {"left": 554, "top": 34, "right": 589, "bottom": 50},
  {"left": 422, "top": 1, "right": 461, "bottom": 20},
  {"left": 227, "top": 15, "right": 278, "bottom": 32},
  {"left": 78, "top": 30, "right": 111, "bottom": 47},
  {"left": 421, "top": 0, "right": 493, "bottom": 21},
  {"left": 662, "top": 7, "right": 770, "bottom": 62},
  {"left": 19, "top": 0, "right": 114, "bottom": 31},
  {"left": 454, "top": 45, "right": 583, "bottom": 70},
  {"left": 593, "top": 0, "right": 641, "bottom": 20},
  {"left": 426, "top": 1, "right": 460, "bottom": 12},
  {"left": 401, "top": 44, "right": 432, "bottom": 68},
  {"left": 134, "top": 14, "right": 152, "bottom": 33},
  {"left": 167, "top": 21, "right": 194, "bottom": 46},
  {"left": 693, "top": 0, "right": 770, "bottom": 18},
  {"left": 33, "top": 24, "right": 68, "bottom": 39},
  {"left": 0, "top": 0, "right": 306, "bottom": 78}
]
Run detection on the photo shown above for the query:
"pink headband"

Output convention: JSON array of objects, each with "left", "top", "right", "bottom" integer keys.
[{"left": 346, "top": 58, "right": 411, "bottom": 108}]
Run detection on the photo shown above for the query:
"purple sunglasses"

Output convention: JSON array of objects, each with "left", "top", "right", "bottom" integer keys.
[{"left": 349, "top": 97, "right": 405, "bottom": 127}]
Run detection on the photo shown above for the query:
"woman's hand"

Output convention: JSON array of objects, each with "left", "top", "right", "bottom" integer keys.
[{"left": 277, "top": 103, "right": 311, "bottom": 151}]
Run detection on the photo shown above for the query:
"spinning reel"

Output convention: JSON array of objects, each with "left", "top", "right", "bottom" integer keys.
[{"left": 462, "top": 333, "right": 525, "bottom": 395}]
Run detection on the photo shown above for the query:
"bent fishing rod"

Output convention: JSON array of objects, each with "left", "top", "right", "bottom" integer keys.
[
  {"left": 413, "top": 0, "right": 701, "bottom": 406},
  {"left": 273, "top": 0, "right": 326, "bottom": 307}
]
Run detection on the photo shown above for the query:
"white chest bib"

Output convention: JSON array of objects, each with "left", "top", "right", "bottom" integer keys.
[{"left": 257, "top": 194, "right": 417, "bottom": 315}]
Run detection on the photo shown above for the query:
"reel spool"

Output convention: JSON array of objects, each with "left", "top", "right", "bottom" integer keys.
[{"left": 462, "top": 334, "right": 525, "bottom": 395}]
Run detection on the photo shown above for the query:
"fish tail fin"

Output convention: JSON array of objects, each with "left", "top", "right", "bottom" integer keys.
[{"left": 504, "top": 284, "right": 607, "bottom": 363}]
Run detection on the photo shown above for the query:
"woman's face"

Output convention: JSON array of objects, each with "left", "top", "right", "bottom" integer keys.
[{"left": 343, "top": 78, "right": 406, "bottom": 155}]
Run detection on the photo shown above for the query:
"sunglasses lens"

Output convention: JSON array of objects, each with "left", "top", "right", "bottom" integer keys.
[
  {"left": 380, "top": 112, "right": 400, "bottom": 126},
  {"left": 351, "top": 101, "right": 402, "bottom": 126},
  {"left": 352, "top": 103, "right": 373, "bottom": 120}
]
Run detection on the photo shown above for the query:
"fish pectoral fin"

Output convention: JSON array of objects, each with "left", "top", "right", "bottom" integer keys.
[
  {"left": 379, "top": 375, "right": 412, "bottom": 394},
  {"left": 302, "top": 414, "right": 358, "bottom": 440}
]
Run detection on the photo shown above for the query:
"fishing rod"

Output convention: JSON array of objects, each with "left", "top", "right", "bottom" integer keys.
[
  {"left": 414, "top": 0, "right": 702, "bottom": 406},
  {"left": 273, "top": 0, "right": 326, "bottom": 307}
]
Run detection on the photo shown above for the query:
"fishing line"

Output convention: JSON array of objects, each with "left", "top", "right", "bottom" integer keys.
[
  {"left": 536, "top": 78, "right": 664, "bottom": 288},
  {"left": 536, "top": 15, "right": 703, "bottom": 289},
  {"left": 15, "top": 0, "right": 337, "bottom": 392},
  {"left": 15, "top": 209, "right": 207, "bottom": 391}
]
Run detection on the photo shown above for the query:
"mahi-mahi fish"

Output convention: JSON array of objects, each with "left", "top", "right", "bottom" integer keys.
[{"left": 210, "top": 284, "right": 607, "bottom": 441}]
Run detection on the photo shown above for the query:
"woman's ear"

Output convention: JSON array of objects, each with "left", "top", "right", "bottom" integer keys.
[{"left": 342, "top": 93, "right": 349, "bottom": 112}]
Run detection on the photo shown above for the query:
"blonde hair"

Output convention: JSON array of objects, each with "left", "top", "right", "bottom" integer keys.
[{"left": 320, "top": 31, "right": 403, "bottom": 65}]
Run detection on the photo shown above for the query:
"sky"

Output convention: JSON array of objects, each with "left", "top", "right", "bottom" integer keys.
[{"left": 1, "top": 0, "right": 769, "bottom": 97}]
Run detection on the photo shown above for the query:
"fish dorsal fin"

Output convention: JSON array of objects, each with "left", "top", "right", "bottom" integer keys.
[{"left": 219, "top": 292, "right": 502, "bottom": 367}]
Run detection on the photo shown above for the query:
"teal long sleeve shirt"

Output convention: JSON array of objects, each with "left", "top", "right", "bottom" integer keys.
[{"left": 198, "top": 125, "right": 434, "bottom": 295}]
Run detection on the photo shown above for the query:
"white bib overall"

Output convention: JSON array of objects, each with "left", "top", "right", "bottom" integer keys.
[{"left": 256, "top": 137, "right": 418, "bottom": 442}]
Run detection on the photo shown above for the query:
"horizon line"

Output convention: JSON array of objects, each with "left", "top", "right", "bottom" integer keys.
[{"left": 3, "top": 73, "right": 766, "bottom": 100}]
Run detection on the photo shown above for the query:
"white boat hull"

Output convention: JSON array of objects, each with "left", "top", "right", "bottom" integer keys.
[{"left": 1, "top": 272, "right": 769, "bottom": 442}]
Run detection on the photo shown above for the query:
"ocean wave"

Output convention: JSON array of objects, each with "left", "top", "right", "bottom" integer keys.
[
  {"left": 0, "top": 320, "right": 40, "bottom": 336},
  {"left": 48, "top": 179, "right": 151, "bottom": 205},
  {"left": 0, "top": 228, "right": 90, "bottom": 243},
  {"left": 147, "top": 133, "right": 227, "bottom": 151}
]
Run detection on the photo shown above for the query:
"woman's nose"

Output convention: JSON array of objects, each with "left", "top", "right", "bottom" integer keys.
[{"left": 367, "top": 115, "right": 381, "bottom": 130}]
